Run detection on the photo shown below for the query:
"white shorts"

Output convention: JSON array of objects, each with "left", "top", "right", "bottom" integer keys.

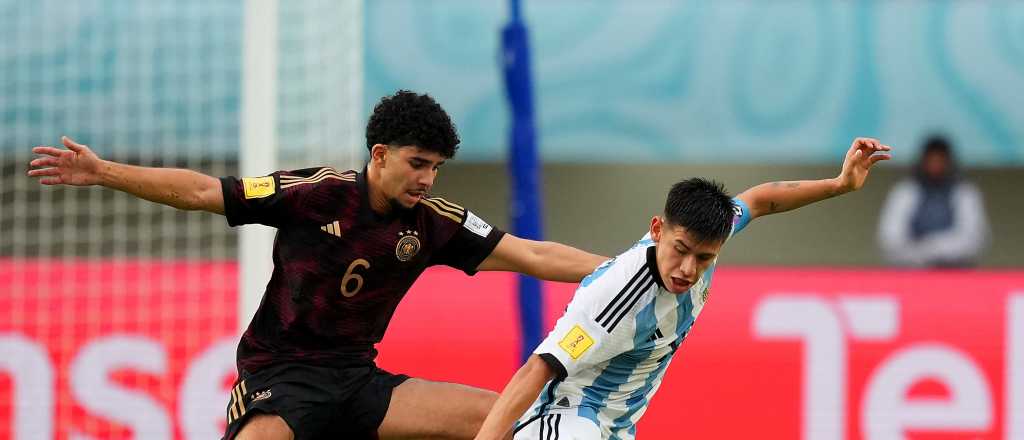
[{"left": 513, "top": 412, "right": 602, "bottom": 440}]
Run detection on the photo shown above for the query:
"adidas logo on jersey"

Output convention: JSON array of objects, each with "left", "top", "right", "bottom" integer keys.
[
  {"left": 648, "top": 328, "right": 665, "bottom": 343},
  {"left": 321, "top": 221, "right": 342, "bottom": 237}
]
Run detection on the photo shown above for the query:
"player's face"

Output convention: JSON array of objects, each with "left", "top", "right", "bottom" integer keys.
[
  {"left": 922, "top": 151, "right": 951, "bottom": 181},
  {"left": 378, "top": 145, "right": 446, "bottom": 209},
  {"left": 650, "top": 216, "right": 723, "bottom": 294}
]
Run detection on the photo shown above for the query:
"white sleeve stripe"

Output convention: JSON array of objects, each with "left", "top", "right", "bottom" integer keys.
[{"left": 595, "top": 266, "right": 650, "bottom": 325}]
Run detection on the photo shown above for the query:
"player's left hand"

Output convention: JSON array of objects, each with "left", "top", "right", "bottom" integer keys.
[{"left": 836, "top": 137, "right": 891, "bottom": 193}]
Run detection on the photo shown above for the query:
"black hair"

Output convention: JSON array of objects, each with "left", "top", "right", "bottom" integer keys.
[
  {"left": 663, "top": 178, "right": 735, "bottom": 244},
  {"left": 365, "top": 90, "right": 460, "bottom": 158},
  {"left": 920, "top": 135, "right": 954, "bottom": 162},
  {"left": 915, "top": 134, "right": 958, "bottom": 184}
]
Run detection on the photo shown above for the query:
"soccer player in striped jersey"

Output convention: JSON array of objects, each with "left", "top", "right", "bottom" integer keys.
[
  {"left": 27, "top": 91, "right": 607, "bottom": 440},
  {"left": 475, "top": 138, "right": 892, "bottom": 440}
]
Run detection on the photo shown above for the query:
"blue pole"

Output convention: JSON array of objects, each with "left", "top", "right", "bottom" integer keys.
[{"left": 501, "top": 0, "right": 543, "bottom": 364}]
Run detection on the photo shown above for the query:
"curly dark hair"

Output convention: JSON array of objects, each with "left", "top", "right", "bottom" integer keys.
[
  {"left": 365, "top": 90, "right": 460, "bottom": 158},
  {"left": 664, "top": 178, "right": 735, "bottom": 244}
]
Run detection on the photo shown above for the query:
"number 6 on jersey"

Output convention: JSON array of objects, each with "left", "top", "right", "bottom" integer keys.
[{"left": 341, "top": 259, "right": 370, "bottom": 297}]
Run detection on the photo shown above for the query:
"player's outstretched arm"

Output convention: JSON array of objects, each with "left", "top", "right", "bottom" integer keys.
[
  {"left": 736, "top": 137, "right": 891, "bottom": 220},
  {"left": 476, "top": 235, "right": 609, "bottom": 283},
  {"left": 474, "top": 355, "right": 555, "bottom": 440},
  {"left": 27, "top": 136, "right": 225, "bottom": 214}
]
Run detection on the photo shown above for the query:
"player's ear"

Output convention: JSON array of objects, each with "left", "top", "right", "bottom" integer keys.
[
  {"left": 370, "top": 144, "right": 388, "bottom": 167},
  {"left": 650, "top": 216, "right": 662, "bottom": 242}
]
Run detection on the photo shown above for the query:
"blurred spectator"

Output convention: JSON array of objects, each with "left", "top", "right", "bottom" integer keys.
[{"left": 878, "top": 136, "right": 989, "bottom": 268}]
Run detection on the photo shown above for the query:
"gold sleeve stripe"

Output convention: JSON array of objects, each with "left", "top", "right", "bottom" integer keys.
[
  {"left": 234, "top": 382, "right": 247, "bottom": 418},
  {"left": 239, "top": 379, "right": 247, "bottom": 397},
  {"left": 279, "top": 168, "right": 354, "bottom": 184},
  {"left": 283, "top": 167, "right": 351, "bottom": 178},
  {"left": 420, "top": 199, "right": 463, "bottom": 223},
  {"left": 279, "top": 167, "right": 338, "bottom": 181},
  {"left": 427, "top": 197, "right": 465, "bottom": 214},
  {"left": 279, "top": 167, "right": 354, "bottom": 183},
  {"left": 228, "top": 385, "right": 240, "bottom": 422},
  {"left": 423, "top": 197, "right": 464, "bottom": 217},
  {"left": 280, "top": 173, "right": 354, "bottom": 189},
  {"left": 279, "top": 170, "right": 353, "bottom": 184}
]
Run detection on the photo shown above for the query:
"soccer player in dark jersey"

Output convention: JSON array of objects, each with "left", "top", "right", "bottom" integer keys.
[{"left": 27, "top": 90, "right": 608, "bottom": 440}]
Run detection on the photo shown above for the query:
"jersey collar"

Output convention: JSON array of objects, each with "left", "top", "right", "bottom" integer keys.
[{"left": 645, "top": 246, "right": 666, "bottom": 290}]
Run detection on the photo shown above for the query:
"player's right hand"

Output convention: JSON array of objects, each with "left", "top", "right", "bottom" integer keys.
[
  {"left": 836, "top": 137, "right": 892, "bottom": 193},
  {"left": 27, "top": 136, "right": 104, "bottom": 186}
]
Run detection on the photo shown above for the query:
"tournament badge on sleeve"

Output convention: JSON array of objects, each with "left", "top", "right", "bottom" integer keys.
[
  {"left": 241, "top": 176, "right": 275, "bottom": 199},
  {"left": 558, "top": 325, "right": 595, "bottom": 360}
]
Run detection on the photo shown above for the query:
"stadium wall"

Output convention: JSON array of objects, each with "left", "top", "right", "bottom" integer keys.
[
  {"left": 431, "top": 164, "right": 1022, "bottom": 268},
  {"left": 3, "top": 160, "right": 1017, "bottom": 267}
]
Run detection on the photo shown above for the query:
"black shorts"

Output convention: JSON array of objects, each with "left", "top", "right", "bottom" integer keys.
[{"left": 222, "top": 362, "right": 410, "bottom": 440}]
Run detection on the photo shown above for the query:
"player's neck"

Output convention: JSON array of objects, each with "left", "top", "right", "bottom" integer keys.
[{"left": 364, "top": 165, "right": 393, "bottom": 215}]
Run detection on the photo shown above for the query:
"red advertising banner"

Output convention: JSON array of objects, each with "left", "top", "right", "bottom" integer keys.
[
  {"left": 0, "top": 259, "right": 238, "bottom": 440},
  {"left": 2, "top": 261, "right": 1022, "bottom": 439}
]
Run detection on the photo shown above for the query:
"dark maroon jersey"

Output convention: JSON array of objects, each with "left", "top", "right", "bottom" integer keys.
[{"left": 220, "top": 167, "right": 505, "bottom": 372}]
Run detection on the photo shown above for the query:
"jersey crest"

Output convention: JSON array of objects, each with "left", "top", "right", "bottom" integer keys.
[{"left": 395, "top": 230, "right": 421, "bottom": 262}]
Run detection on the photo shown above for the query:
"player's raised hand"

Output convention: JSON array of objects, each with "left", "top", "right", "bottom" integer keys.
[
  {"left": 27, "top": 136, "right": 105, "bottom": 186},
  {"left": 836, "top": 137, "right": 891, "bottom": 193}
]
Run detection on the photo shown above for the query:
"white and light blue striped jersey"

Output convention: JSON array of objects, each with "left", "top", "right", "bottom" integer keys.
[{"left": 517, "top": 198, "right": 753, "bottom": 440}]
